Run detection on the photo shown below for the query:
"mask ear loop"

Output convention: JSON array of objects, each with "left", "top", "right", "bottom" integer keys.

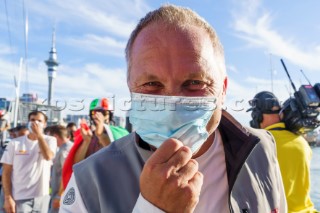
[
  {"left": 212, "top": 87, "right": 225, "bottom": 111},
  {"left": 204, "top": 88, "right": 224, "bottom": 137}
]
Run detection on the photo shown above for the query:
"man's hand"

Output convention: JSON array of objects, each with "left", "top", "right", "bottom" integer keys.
[
  {"left": 140, "top": 139, "right": 203, "bottom": 213},
  {"left": 4, "top": 196, "right": 15, "bottom": 213},
  {"left": 80, "top": 125, "right": 93, "bottom": 143},
  {"left": 30, "top": 121, "right": 43, "bottom": 138},
  {"left": 92, "top": 112, "right": 111, "bottom": 146},
  {"left": 92, "top": 112, "right": 105, "bottom": 137},
  {"left": 52, "top": 197, "right": 60, "bottom": 209}
]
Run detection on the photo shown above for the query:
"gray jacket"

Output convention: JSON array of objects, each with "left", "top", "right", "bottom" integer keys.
[{"left": 73, "top": 111, "right": 286, "bottom": 213}]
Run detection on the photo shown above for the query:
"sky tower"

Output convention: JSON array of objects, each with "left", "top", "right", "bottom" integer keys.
[{"left": 45, "top": 29, "right": 59, "bottom": 106}]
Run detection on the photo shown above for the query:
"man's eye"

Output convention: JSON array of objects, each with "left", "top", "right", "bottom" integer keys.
[
  {"left": 142, "top": 82, "right": 162, "bottom": 88},
  {"left": 139, "top": 81, "right": 164, "bottom": 93},
  {"left": 190, "top": 80, "right": 202, "bottom": 85},
  {"left": 183, "top": 80, "right": 207, "bottom": 89}
]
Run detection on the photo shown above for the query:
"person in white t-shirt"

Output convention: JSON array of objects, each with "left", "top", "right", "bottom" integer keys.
[
  {"left": 0, "top": 109, "right": 10, "bottom": 148},
  {"left": 1, "top": 111, "right": 57, "bottom": 213}
]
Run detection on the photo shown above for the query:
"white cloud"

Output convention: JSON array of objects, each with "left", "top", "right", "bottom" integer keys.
[
  {"left": 16, "top": 0, "right": 152, "bottom": 56},
  {"left": 0, "top": 57, "right": 131, "bottom": 118},
  {"left": 0, "top": 57, "right": 129, "bottom": 100},
  {"left": 27, "top": 0, "right": 149, "bottom": 38},
  {"left": 226, "top": 64, "right": 238, "bottom": 73},
  {"left": 64, "top": 34, "right": 126, "bottom": 57},
  {"left": 0, "top": 43, "right": 16, "bottom": 55},
  {"left": 245, "top": 76, "right": 284, "bottom": 86},
  {"left": 0, "top": 58, "right": 19, "bottom": 81},
  {"left": 1, "top": 0, "right": 152, "bottom": 118},
  {"left": 234, "top": 0, "right": 262, "bottom": 18},
  {"left": 225, "top": 74, "right": 299, "bottom": 125},
  {"left": 53, "top": 63, "right": 130, "bottom": 116},
  {"left": 232, "top": 2, "right": 320, "bottom": 71},
  {"left": 34, "top": 63, "right": 128, "bottom": 98}
]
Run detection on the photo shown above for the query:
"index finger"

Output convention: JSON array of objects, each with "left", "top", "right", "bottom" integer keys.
[
  {"left": 31, "top": 122, "right": 37, "bottom": 131},
  {"left": 147, "top": 138, "right": 183, "bottom": 165}
]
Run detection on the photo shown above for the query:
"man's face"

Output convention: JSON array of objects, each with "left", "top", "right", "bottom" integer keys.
[
  {"left": 70, "top": 126, "right": 77, "bottom": 132},
  {"left": 90, "top": 110, "right": 110, "bottom": 124},
  {"left": 29, "top": 113, "right": 46, "bottom": 128},
  {"left": 128, "top": 23, "right": 227, "bottom": 135}
]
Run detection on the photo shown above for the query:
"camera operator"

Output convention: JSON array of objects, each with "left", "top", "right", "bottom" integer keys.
[{"left": 248, "top": 91, "right": 318, "bottom": 213}]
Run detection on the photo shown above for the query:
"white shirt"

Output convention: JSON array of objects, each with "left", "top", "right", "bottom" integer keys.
[
  {"left": 104, "top": 124, "right": 115, "bottom": 142},
  {"left": 1, "top": 134, "right": 57, "bottom": 200},
  {"left": 60, "top": 174, "right": 88, "bottom": 213},
  {"left": 133, "top": 129, "right": 229, "bottom": 212},
  {"left": 193, "top": 129, "right": 229, "bottom": 212},
  {"left": 60, "top": 130, "right": 228, "bottom": 213}
]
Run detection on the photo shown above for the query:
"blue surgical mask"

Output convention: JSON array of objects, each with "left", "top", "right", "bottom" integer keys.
[
  {"left": 27, "top": 121, "right": 33, "bottom": 133},
  {"left": 129, "top": 93, "right": 217, "bottom": 153}
]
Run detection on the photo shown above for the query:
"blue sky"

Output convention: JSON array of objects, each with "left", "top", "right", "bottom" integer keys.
[{"left": 0, "top": 0, "right": 319, "bottom": 125}]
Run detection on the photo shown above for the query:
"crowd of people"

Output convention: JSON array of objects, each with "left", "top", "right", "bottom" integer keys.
[
  {"left": 0, "top": 4, "right": 318, "bottom": 213},
  {"left": 0, "top": 98, "right": 129, "bottom": 213}
]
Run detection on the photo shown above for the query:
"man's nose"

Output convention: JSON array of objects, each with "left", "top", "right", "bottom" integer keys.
[{"left": 160, "top": 85, "right": 183, "bottom": 96}]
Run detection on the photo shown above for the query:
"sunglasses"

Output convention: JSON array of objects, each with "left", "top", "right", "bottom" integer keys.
[{"left": 90, "top": 109, "right": 108, "bottom": 120}]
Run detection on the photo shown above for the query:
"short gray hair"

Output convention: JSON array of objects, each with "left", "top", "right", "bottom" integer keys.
[{"left": 125, "top": 4, "right": 226, "bottom": 80}]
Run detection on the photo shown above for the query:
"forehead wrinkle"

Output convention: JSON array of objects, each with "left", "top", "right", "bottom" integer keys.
[
  {"left": 131, "top": 43, "right": 163, "bottom": 73},
  {"left": 129, "top": 23, "right": 222, "bottom": 85},
  {"left": 186, "top": 71, "right": 212, "bottom": 81},
  {"left": 184, "top": 54, "right": 215, "bottom": 78},
  {"left": 139, "top": 73, "right": 160, "bottom": 81}
]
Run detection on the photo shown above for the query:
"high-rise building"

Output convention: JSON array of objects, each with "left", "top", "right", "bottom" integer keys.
[{"left": 44, "top": 29, "right": 59, "bottom": 106}]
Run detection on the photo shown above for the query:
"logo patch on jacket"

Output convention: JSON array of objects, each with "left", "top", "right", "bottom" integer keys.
[{"left": 63, "top": 187, "right": 75, "bottom": 205}]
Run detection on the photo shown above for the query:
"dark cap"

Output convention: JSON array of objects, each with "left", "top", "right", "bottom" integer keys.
[{"left": 247, "top": 91, "right": 280, "bottom": 113}]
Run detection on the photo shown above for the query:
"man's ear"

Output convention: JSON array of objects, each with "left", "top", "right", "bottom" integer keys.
[
  {"left": 223, "top": 77, "right": 228, "bottom": 94},
  {"left": 221, "top": 77, "right": 228, "bottom": 105},
  {"left": 53, "top": 134, "right": 62, "bottom": 142}
]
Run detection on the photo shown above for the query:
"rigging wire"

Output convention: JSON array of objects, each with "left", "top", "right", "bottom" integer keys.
[
  {"left": 22, "top": 0, "right": 29, "bottom": 93},
  {"left": 4, "top": 0, "right": 19, "bottom": 100},
  {"left": 4, "top": 0, "right": 13, "bottom": 54}
]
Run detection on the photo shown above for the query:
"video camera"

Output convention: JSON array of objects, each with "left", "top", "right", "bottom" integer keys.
[{"left": 280, "top": 59, "right": 320, "bottom": 134}]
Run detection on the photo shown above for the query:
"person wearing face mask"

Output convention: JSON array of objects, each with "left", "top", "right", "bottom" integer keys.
[
  {"left": 1, "top": 111, "right": 57, "bottom": 213},
  {"left": 60, "top": 5, "right": 286, "bottom": 213}
]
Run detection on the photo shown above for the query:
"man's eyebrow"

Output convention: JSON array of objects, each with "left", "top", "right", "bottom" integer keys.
[
  {"left": 186, "top": 72, "right": 213, "bottom": 80},
  {"left": 138, "top": 71, "right": 213, "bottom": 82},
  {"left": 137, "top": 73, "right": 160, "bottom": 81}
]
